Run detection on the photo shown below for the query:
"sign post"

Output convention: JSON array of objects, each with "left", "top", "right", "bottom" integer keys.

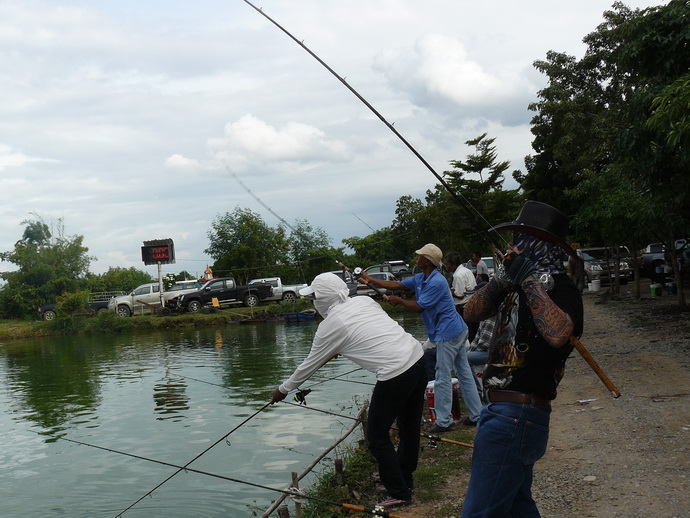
[{"left": 142, "top": 239, "right": 176, "bottom": 309}]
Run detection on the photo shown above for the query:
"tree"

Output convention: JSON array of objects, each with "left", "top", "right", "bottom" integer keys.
[
  {"left": 87, "top": 267, "right": 155, "bottom": 293},
  {"left": 204, "top": 207, "right": 288, "bottom": 284},
  {"left": 0, "top": 217, "right": 93, "bottom": 318}
]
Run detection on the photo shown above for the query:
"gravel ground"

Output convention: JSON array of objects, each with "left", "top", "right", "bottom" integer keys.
[{"left": 405, "top": 285, "right": 690, "bottom": 518}]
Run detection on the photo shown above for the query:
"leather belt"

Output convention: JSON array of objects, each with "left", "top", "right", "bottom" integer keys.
[{"left": 486, "top": 390, "right": 551, "bottom": 406}]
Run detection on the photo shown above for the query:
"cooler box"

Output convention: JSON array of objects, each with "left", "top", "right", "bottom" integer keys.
[{"left": 425, "top": 378, "right": 462, "bottom": 423}]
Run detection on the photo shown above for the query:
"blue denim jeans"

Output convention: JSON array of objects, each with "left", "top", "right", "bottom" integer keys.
[
  {"left": 434, "top": 331, "right": 482, "bottom": 426},
  {"left": 461, "top": 401, "right": 552, "bottom": 517}
]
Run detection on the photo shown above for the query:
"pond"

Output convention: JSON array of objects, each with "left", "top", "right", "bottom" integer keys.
[{"left": 0, "top": 315, "right": 427, "bottom": 517}]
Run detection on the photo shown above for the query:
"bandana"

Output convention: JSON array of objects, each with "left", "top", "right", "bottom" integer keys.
[{"left": 514, "top": 234, "right": 567, "bottom": 276}]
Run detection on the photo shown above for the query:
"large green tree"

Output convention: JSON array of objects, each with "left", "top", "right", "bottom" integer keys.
[
  {"left": 87, "top": 267, "right": 155, "bottom": 293},
  {"left": 205, "top": 207, "right": 289, "bottom": 284},
  {"left": 0, "top": 217, "right": 93, "bottom": 318}
]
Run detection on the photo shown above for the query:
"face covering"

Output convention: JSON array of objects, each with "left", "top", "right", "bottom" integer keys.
[
  {"left": 308, "top": 273, "right": 351, "bottom": 318},
  {"left": 513, "top": 234, "right": 567, "bottom": 276}
]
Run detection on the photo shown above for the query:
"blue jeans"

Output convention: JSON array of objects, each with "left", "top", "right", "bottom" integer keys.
[
  {"left": 434, "top": 331, "right": 482, "bottom": 426},
  {"left": 466, "top": 350, "right": 488, "bottom": 394},
  {"left": 461, "top": 401, "right": 552, "bottom": 517}
]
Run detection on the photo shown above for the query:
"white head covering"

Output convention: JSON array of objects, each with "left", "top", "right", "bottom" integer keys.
[{"left": 299, "top": 272, "right": 350, "bottom": 317}]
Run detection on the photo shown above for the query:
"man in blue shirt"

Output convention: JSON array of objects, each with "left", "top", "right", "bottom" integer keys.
[{"left": 358, "top": 243, "right": 482, "bottom": 431}]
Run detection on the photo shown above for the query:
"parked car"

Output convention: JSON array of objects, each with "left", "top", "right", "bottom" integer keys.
[
  {"left": 177, "top": 277, "right": 273, "bottom": 312},
  {"left": 107, "top": 282, "right": 163, "bottom": 317},
  {"left": 640, "top": 239, "right": 690, "bottom": 278},
  {"left": 38, "top": 291, "right": 126, "bottom": 320},
  {"left": 578, "top": 246, "right": 634, "bottom": 285},
  {"left": 465, "top": 256, "right": 495, "bottom": 278},
  {"left": 356, "top": 272, "right": 398, "bottom": 297},
  {"left": 248, "top": 277, "right": 308, "bottom": 303},
  {"left": 327, "top": 269, "right": 359, "bottom": 297},
  {"left": 364, "top": 260, "right": 412, "bottom": 280},
  {"left": 163, "top": 280, "right": 203, "bottom": 309}
]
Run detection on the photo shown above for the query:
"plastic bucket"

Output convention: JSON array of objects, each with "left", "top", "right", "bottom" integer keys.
[
  {"left": 591, "top": 280, "right": 601, "bottom": 292},
  {"left": 425, "top": 378, "right": 462, "bottom": 423},
  {"left": 588, "top": 282, "right": 593, "bottom": 291},
  {"left": 650, "top": 283, "right": 662, "bottom": 296}
]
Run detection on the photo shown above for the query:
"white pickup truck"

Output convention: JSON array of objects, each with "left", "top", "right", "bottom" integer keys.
[{"left": 248, "top": 277, "right": 308, "bottom": 303}]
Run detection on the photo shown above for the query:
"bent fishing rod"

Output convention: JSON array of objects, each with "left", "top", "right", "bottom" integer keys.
[
  {"left": 240, "top": 2, "right": 620, "bottom": 398},
  {"left": 174, "top": 373, "right": 473, "bottom": 449},
  {"left": 44, "top": 434, "right": 410, "bottom": 518},
  {"left": 240, "top": 0, "right": 504, "bottom": 252}
]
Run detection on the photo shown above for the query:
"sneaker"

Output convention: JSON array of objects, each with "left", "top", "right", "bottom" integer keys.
[
  {"left": 375, "top": 494, "right": 412, "bottom": 509},
  {"left": 462, "top": 417, "right": 477, "bottom": 427},
  {"left": 428, "top": 422, "right": 455, "bottom": 434}
]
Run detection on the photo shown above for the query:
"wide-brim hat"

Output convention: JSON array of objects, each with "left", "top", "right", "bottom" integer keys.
[{"left": 489, "top": 201, "right": 577, "bottom": 259}]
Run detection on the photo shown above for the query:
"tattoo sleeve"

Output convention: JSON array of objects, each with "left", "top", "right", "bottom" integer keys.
[
  {"left": 463, "top": 279, "right": 501, "bottom": 322},
  {"left": 522, "top": 277, "right": 574, "bottom": 348}
]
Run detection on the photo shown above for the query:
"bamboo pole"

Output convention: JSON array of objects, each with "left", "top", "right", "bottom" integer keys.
[{"left": 261, "top": 402, "right": 370, "bottom": 517}]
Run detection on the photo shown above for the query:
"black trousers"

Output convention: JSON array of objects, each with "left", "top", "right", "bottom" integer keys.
[{"left": 366, "top": 357, "right": 427, "bottom": 500}]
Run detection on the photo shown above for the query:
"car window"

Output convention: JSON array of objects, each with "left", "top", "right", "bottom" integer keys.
[
  {"left": 206, "top": 280, "right": 225, "bottom": 291},
  {"left": 483, "top": 257, "right": 494, "bottom": 269},
  {"left": 134, "top": 286, "right": 150, "bottom": 296}
]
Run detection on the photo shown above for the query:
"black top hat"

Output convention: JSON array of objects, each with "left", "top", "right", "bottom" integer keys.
[{"left": 489, "top": 201, "right": 577, "bottom": 259}]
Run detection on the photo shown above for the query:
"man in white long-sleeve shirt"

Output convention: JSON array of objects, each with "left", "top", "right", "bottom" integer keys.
[{"left": 270, "top": 272, "right": 427, "bottom": 509}]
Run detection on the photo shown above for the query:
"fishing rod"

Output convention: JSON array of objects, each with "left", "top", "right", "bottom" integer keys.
[
  {"left": 240, "top": 0, "right": 506, "bottom": 252},
  {"left": 239, "top": 1, "right": 622, "bottom": 398},
  {"left": 174, "top": 373, "right": 473, "bottom": 449},
  {"left": 115, "top": 400, "right": 272, "bottom": 516},
  {"left": 44, "top": 433, "right": 410, "bottom": 518}
]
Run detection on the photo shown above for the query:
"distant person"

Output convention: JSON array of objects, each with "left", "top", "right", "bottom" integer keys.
[
  {"left": 444, "top": 252, "right": 477, "bottom": 341},
  {"left": 358, "top": 243, "right": 482, "bottom": 430},
  {"left": 444, "top": 252, "right": 477, "bottom": 317},
  {"left": 462, "top": 201, "right": 584, "bottom": 517},
  {"left": 270, "top": 273, "right": 426, "bottom": 510},
  {"left": 471, "top": 252, "right": 489, "bottom": 278}
]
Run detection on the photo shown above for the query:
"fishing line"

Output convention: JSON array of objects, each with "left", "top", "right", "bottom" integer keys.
[
  {"left": 240, "top": 0, "right": 507, "bottom": 252},
  {"left": 115, "top": 400, "right": 272, "bottom": 516},
  {"left": 37, "top": 432, "right": 407, "bottom": 518},
  {"left": 173, "top": 373, "right": 473, "bottom": 449}
]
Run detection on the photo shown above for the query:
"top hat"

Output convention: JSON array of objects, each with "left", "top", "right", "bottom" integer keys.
[{"left": 489, "top": 201, "right": 576, "bottom": 259}]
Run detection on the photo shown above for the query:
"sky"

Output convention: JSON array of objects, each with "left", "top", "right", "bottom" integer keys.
[{"left": 0, "top": 0, "right": 665, "bottom": 279}]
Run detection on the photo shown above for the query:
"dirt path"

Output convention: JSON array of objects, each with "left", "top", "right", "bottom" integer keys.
[{"left": 406, "top": 288, "right": 690, "bottom": 518}]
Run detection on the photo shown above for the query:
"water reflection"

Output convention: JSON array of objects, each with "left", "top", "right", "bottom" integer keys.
[{"left": 0, "top": 315, "right": 427, "bottom": 517}]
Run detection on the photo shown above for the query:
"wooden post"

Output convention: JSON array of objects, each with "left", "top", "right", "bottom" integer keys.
[
  {"left": 291, "top": 471, "right": 302, "bottom": 518},
  {"left": 277, "top": 506, "right": 291, "bottom": 518}
]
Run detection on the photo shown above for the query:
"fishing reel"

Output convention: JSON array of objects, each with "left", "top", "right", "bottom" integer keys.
[
  {"left": 352, "top": 267, "right": 363, "bottom": 279},
  {"left": 294, "top": 388, "right": 312, "bottom": 405}
]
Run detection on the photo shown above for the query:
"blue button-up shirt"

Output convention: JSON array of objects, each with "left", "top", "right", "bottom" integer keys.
[{"left": 402, "top": 269, "right": 466, "bottom": 343}]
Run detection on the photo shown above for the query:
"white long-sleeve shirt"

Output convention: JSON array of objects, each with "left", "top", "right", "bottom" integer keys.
[{"left": 279, "top": 296, "right": 424, "bottom": 393}]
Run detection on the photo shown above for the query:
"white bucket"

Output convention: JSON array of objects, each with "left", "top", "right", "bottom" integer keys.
[
  {"left": 591, "top": 280, "right": 601, "bottom": 291},
  {"left": 588, "top": 282, "right": 593, "bottom": 291}
]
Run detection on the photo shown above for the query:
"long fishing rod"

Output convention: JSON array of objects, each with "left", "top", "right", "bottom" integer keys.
[
  {"left": 174, "top": 373, "right": 473, "bottom": 449},
  {"left": 45, "top": 433, "right": 410, "bottom": 518},
  {"left": 115, "top": 400, "right": 272, "bottom": 516},
  {"left": 238, "top": 2, "right": 624, "bottom": 399},
  {"left": 240, "top": 0, "right": 506, "bottom": 252}
]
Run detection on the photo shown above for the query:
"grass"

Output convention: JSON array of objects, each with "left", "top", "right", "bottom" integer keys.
[{"left": 0, "top": 298, "right": 317, "bottom": 342}]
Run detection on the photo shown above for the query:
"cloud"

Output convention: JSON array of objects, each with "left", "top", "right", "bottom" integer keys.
[
  {"left": 373, "top": 33, "right": 538, "bottom": 126},
  {"left": 205, "top": 114, "right": 353, "bottom": 170}
]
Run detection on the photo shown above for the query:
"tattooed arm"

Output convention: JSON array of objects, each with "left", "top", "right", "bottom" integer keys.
[
  {"left": 521, "top": 277, "right": 574, "bottom": 348},
  {"left": 463, "top": 278, "right": 501, "bottom": 323}
]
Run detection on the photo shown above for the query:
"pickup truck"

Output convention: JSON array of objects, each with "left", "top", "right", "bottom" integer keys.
[
  {"left": 248, "top": 277, "right": 308, "bottom": 303},
  {"left": 177, "top": 277, "right": 273, "bottom": 312},
  {"left": 107, "top": 280, "right": 203, "bottom": 317},
  {"left": 640, "top": 239, "right": 689, "bottom": 278},
  {"left": 38, "top": 291, "right": 126, "bottom": 320}
]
